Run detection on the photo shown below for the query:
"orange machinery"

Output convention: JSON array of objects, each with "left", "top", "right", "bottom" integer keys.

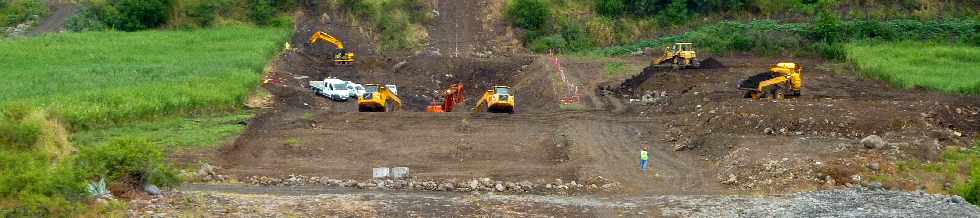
[{"left": 426, "top": 83, "right": 465, "bottom": 112}]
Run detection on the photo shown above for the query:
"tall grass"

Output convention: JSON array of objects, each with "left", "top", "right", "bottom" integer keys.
[
  {"left": 846, "top": 42, "right": 980, "bottom": 95},
  {"left": 0, "top": 26, "right": 290, "bottom": 129}
]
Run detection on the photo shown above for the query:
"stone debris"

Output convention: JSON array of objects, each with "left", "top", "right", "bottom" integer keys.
[{"left": 238, "top": 175, "right": 621, "bottom": 193}]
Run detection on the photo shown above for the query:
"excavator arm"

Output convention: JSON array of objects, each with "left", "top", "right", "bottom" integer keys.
[
  {"left": 308, "top": 31, "right": 355, "bottom": 65},
  {"left": 757, "top": 76, "right": 789, "bottom": 93},
  {"left": 472, "top": 92, "right": 490, "bottom": 112},
  {"left": 309, "top": 31, "right": 345, "bottom": 49}
]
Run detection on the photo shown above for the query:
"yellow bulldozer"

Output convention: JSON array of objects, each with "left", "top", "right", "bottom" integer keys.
[
  {"left": 653, "top": 42, "right": 702, "bottom": 69},
  {"left": 473, "top": 86, "right": 515, "bottom": 113},
  {"left": 308, "top": 31, "right": 355, "bottom": 65},
  {"left": 358, "top": 84, "right": 401, "bottom": 112},
  {"left": 738, "top": 63, "right": 803, "bottom": 100}
]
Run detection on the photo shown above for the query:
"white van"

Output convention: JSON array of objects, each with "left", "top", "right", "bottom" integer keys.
[{"left": 310, "top": 78, "right": 354, "bottom": 101}]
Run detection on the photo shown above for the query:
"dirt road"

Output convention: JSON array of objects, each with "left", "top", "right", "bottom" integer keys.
[{"left": 26, "top": 2, "right": 78, "bottom": 36}]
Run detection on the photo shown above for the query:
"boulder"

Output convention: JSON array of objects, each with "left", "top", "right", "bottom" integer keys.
[
  {"left": 861, "top": 135, "right": 886, "bottom": 149},
  {"left": 868, "top": 162, "right": 880, "bottom": 171},
  {"left": 144, "top": 184, "right": 162, "bottom": 196},
  {"left": 468, "top": 180, "right": 480, "bottom": 190}
]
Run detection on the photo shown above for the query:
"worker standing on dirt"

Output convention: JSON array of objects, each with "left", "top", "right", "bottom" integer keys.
[{"left": 640, "top": 146, "right": 649, "bottom": 172}]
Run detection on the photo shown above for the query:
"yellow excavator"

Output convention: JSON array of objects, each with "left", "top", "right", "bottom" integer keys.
[
  {"left": 308, "top": 31, "right": 355, "bottom": 65},
  {"left": 653, "top": 42, "right": 701, "bottom": 69},
  {"left": 358, "top": 84, "right": 401, "bottom": 112},
  {"left": 738, "top": 63, "right": 803, "bottom": 100},
  {"left": 473, "top": 86, "right": 515, "bottom": 113}
]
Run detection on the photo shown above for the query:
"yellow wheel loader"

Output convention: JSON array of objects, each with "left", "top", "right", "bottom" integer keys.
[
  {"left": 653, "top": 43, "right": 701, "bottom": 69},
  {"left": 738, "top": 63, "right": 803, "bottom": 100},
  {"left": 473, "top": 86, "right": 515, "bottom": 113},
  {"left": 358, "top": 84, "right": 401, "bottom": 112},
  {"left": 308, "top": 31, "right": 355, "bottom": 65}
]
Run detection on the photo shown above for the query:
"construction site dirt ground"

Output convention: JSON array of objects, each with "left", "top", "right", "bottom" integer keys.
[{"left": 170, "top": 1, "right": 980, "bottom": 199}]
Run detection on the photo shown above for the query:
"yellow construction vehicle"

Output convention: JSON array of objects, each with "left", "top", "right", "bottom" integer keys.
[
  {"left": 653, "top": 42, "right": 701, "bottom": 69},
  {"left": 308, "top": 31, "right": 355, "bottom": 65},
  {"left": 473, "top": 86, "right": 515, "bottom": 113},
  {"left": 738, "top": 63, "right": 803, "bottom": 100},
  {"left": 358, "top": 84, "right": 401, "bottom": 112}
]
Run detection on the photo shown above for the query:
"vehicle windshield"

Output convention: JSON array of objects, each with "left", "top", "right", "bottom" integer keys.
[
  {"left": 365, "top": 85, "right": 379, "bottom": 93},
  {"left": 333, "top": 83, "right": 348, "bottom": 90},
  {"left": 494, "top": 87, "right": 510, "bottom": 95}
]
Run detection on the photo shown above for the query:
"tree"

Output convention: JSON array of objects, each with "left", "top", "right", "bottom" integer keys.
[
  {"left": 505, "top": 0, "right": 550, "bottom": 31},
  {"left": 91, "top": 0, "right": 173, "bottom": 31}
]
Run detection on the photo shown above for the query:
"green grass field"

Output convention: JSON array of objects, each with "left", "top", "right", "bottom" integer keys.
[
  {"left": 0, "top": 26, "right": 289, "bottom": 129},
  {"left": 846, "top": 42, "right": 980, "bottom": 95}
]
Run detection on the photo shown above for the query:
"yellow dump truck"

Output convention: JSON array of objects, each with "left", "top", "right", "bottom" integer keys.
[
  {"left": 357, "top": 84, "right": 401, "bottom": 112},
  {"left": 738, "top": 63, "right": 803, "bottom": 100},
  {"left": 473, "top": 86, "right": 515, "bottom": 113}
]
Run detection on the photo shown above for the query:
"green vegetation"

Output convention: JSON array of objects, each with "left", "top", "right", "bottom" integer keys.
[
  {"left": 0, "top": 0, "right": 47, "bottom": 28},
  {"left": 1, "top": 26, "right": 288, "bottom": 216},
  {"left": 597, "top": 19, "right": 979, "bottom": 58},
  {"left": 0, "top": 106, "right": 180, "bottom": 216},
  {"left": 72, "top": 112, "right": 254, "bottom": 149},
  {"left": 68, "top": 0, "right": 297, "bottom": 31},
  {"left": 329, "top": 0, "right": 433, "bottom": 52},
  {"left": 881, "top": 141, "right": 980, "bottom": 205},
  {"left": 847, "top": 42, "right": 980, "bottom": 95},
  {"left": 505, "top": 0, "right": 980, "bottom": 54},
  {"left": 0, "top": 26, "right": 289, "bottom": 129}
]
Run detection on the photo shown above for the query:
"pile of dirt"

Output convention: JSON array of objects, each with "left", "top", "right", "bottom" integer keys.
[{"left": 699, "top": 57, "right": 725, "bottom": 69}]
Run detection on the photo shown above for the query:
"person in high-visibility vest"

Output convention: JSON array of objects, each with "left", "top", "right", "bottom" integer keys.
[{"left": 640, "top": 146, "right": 649, "bottom": 172}]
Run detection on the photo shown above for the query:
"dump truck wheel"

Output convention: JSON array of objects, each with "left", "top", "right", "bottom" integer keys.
[
  {"left": 743, "top": 90, "right": 754, "bottom": 98},
  {"left": 770, "top": 86, "right": 785, "bottom": 100}
]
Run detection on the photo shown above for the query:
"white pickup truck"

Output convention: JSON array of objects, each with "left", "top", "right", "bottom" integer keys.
[{"left": 310, "top": 78, "right": 357, "bottom": 101}]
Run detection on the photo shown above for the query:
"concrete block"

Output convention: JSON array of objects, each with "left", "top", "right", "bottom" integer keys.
[
  {"left": 373, "top": 167, "right": 390, "bottom": 178},
  {"left": 391, "top": 167, "right": 410, "bottom": 179}
]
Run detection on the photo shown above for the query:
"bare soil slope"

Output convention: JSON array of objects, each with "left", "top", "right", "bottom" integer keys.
[{"left": 214, "top": 2, "right": 980, "bottom": 196}]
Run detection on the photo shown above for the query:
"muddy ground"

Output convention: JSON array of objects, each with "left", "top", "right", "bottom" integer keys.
[{"left": 165, "top": 0, "right": 980, "bottom": 216}]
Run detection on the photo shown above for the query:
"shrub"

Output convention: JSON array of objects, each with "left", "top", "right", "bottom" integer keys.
[
  {"left": 528, "top": 34, "right": 566, "bottom": 53},
  {"left": 0, "top": 152, "right": 87, "bottom": 217},
  {"left": 506, "top": 0, "right": 550, "bottom": 31},
  {"left": 75, "top": 138, "right": 181, "bottom": 188},
  {"left": 248, "top": 0, "right": 276, "bottom": 26},
  {"left": 87, "top": 0, "right": 173, "bottom": 31},
  {"left": 0, "top": 0, "right": 48, "bottom": 27},
  {"left": 185, "top": 1, "right": 221, "bottom": 27},
  {"left": 0, "top": 106, "right": 74, "bottom": 160},
  {"left": 66, "top": 7, "right": 108, "bottom": 32},
  {"left": 558, "top": 18, "right": 592, "bottom": 51},
  {"left": 594, "top": 0, "right": 625, "bottom": 17}
]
